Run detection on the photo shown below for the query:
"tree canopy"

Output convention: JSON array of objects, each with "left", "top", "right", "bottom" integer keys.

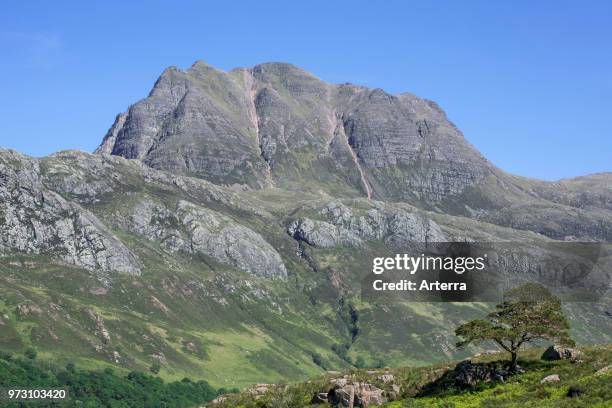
[
  {"left": 455, "top": 283, "right": 574, "bottom": 370},
  {"left": 0, "top": 351, "right": 218, "bottom": 407}
]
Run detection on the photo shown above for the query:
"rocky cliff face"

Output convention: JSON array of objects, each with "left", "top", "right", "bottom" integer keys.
[
  {"left": 96, "top": 61, "right": 492, "bottom": 203},
  {"left": 288, "top": 201, "right": 445, "bottom": 248},
  {"left": 120, "top": 198, "right": 287, "bottom": 278},
  {"left": 3, "top": 149, "right": 288, "bottom": 279},
  {"left": 0, "top": 149, "right": 140, "bottom": 275}
]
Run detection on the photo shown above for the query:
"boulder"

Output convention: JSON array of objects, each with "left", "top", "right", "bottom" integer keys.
[
  {"left": 377, "top": 374, "right": 394, "bottom": 384},
  {"left": 311, "top": 392, "right": 328, "bottom": 404},
  {"left": 540, "top": 374, "right": 560, "bottom": 383},
  {"left": 330, "top": 378, "right": 348, "bottom": 387},
  {"left": 328, "top": 382, "right": 386, "bottom": 407},
  {"left": 387, "top": 384, "right": 401, "bottom": 401},
  {"left": 541, "top": 345, "right": 582, "bottom": 361},
  {"left": 355, "top": 383, "right": 386, "bottom": 407},
  {"left": 329, "top": 384, "right": 354, "bottom": 407},
  {"left": 425, "top": 360, "right": 523, "bottom": 391},
  {"left": 16, "top": 303, "right": 43, "bottom": 318}
]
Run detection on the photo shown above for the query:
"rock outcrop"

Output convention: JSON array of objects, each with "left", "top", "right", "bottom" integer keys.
[
  {"left": 541, "top": 345, "right": 582, "bottom": 361},
  {"left": 422, "top": 360, "right": 519, "bottom": 392},
  {"left": 121, "top": 198, "right": 287, "bottom": 278},
  {"left": 0, "top": 149, "right": 140, "bottom": 275},
  {"left": 288, "top": 201, "right": 445, "bottom": 248},
  {"left": 328, "top": 382, "right": 386, "bottom": 407}
]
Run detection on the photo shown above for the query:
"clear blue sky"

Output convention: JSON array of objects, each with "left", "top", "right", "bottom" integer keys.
[{"left": 1, "top": 1, "right": 610, "bottom": 180}]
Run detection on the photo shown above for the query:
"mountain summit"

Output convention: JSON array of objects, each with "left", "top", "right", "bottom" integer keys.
[
  {"left": 96, "top": 61, "right": 490, "bottom": 203},
  {"left": 95, "top": 61, "right": 610, "bottom": 241}
]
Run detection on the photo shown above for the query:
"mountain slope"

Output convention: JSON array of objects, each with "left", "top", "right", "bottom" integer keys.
[
  {"left": 0, "top": 148, "right": 610, "bottom": 388},
  {"left": 96, "top": 61, "right": 611, "bottom": 241},
  {"left": 0, "top": 60, "right": 610, "bottom": 388}
]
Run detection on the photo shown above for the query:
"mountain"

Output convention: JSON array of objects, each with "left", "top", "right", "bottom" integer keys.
[
  {"left": 96, "top": 61, "right": 491, "bottom": 204},
  {"left": 97, "top": 61, "right": 611, "bottom": 241},
  {"left": 0, "top": 61, "right": 610, "bottom": 388}
]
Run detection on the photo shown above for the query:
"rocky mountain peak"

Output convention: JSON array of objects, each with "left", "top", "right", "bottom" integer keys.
[{"left": 96, "top": 60, "right": 495, "bottom": 205}]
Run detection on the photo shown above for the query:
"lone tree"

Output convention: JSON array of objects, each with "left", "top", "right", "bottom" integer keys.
[{"left": 455, "top": 283, "right": 574, "bottom": 371}]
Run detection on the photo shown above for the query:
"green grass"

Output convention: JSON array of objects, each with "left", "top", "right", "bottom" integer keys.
[
  {"left": 2, "top": 152, "right": 612, "bottom": 391},
  {"left": 2, "top": 243, "right": 611, "bottom": 389},
  {"left": 211, "top": 345, "right": 612, "bottom": 407}
]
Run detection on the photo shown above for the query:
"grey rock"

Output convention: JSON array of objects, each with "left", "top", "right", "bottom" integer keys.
[
  {"left": 311, "top": 392, "right": 328, "bottom": 404},
  {"left": 447, "top": 360, "right": 515, "bottom": 388},
  {"left": 16, "top": 303, "right": 43, "bottom": 318},
  {"left": 328, "top": 384, "right": 354, "bottom": 407},
  {"left": 377, "top": 374, "right": 394, "bottom": 384},
  {"left": 541, "top": 345, "right": 582, "bottom": 361},
  {"left": 119, "top": 197, "right": 287, "bottom": 278},
  {"left": 0, "top": 148, "right": 140, "bottom": 275},
  {"left": 288, "top": 200, "right": 445, "bottom": 248},
  {"left": 42, "top": 150, "right": 117, "bottom": 200},
  {"left": 124, "top": 199, "right": 187, "bottom": 252},
  {"left": 288, "top": 218, "right": 362, "bottom": 248},
  {"left": 328, "top": 382, "right": 387, "bottom": 407},
  {"left": 97, "top": 63, "right": 271, "bottom": 189},
  {"left": 540, "top": 374, "right": 560, "bottom": 383},
  {"left": 177, "top": 200, "right": 287, "bottom": 278},
  {"left": 330, "top": 378, "right": 348, "bottom": 388}
]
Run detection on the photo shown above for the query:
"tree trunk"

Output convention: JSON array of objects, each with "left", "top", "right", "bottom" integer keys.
[{"left": 509, "top": 351, "right": 518, "bottom": 372}]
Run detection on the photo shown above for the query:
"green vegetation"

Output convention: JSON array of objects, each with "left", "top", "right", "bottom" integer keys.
[
  {"left": 456, "top": 283, "right": 574, "bottom": 371},
  {"left": 0, "top": 151, "right": 610, "bottom": 389},
  {"left": 388, "top": 347, "right": 612, "bottom": 407},
  {"left": 0, "top": 351, "right": 218, "bottom": 407},
  {"left": 211, "top": 345, "right": 612, "bottom": 407}
]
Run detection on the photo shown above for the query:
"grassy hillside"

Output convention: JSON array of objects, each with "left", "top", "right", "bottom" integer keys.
[
  {"left": 210, "top": 345, "right": 612, "bottom": 407},
  {"left": 1, "top": 150, "right": 611, "bottom": 388},
  {"left": 1, "top": 246, "right": 610, "bottom": 389},
  {"left": 0, "top": 253, "right": 348, "bottom": 389}
]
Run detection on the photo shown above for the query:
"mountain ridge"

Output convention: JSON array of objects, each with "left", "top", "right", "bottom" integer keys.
[{"left": 94, "top": 60, "right": 611, "bottom": 241}]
